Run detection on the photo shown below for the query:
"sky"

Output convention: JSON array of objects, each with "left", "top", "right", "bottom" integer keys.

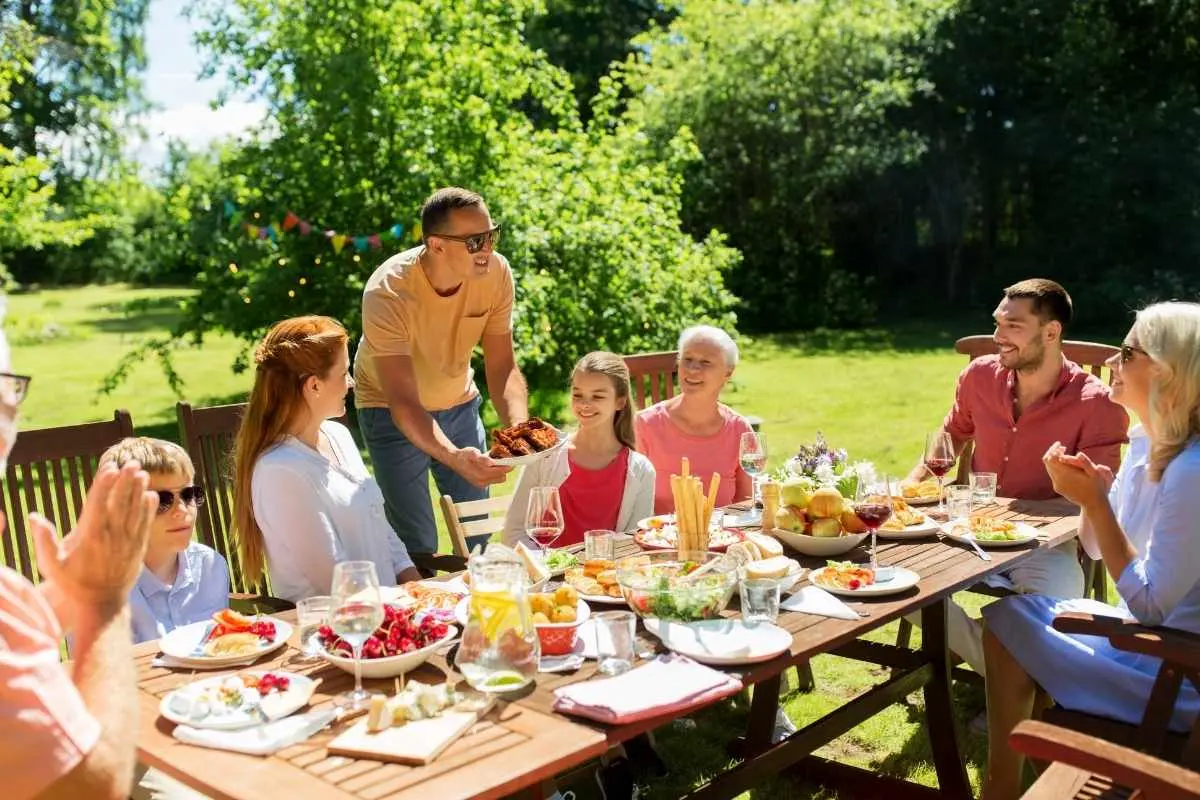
[{"left": 136, "top": 0, "right": 264, "bottom": 165}]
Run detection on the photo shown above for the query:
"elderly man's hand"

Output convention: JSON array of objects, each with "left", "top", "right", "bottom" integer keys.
[{"left": 32, "top": 461, "right": 156, "bottom": 614}]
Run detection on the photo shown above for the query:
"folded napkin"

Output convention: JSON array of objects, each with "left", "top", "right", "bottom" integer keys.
[
  {"left": 172, "top": 708, "right": 338, "bottom": 756},
  {"left": 552, "top": 654, "right": 742, "bottom": 724},
  {"left": 781, "top": 585, "right": 861, "bottom": 621},
  {"left": 151, "top": 654, "right": 262, "bottom": 670}
]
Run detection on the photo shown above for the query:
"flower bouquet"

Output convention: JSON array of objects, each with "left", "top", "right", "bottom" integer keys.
[{"left": 776, "top": 432, "right": 876, "bottom": 500}]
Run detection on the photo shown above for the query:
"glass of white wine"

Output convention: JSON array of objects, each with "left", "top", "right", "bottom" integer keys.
[
  {"left": 330, "top": 560, "right": 385, "bottom": 710},
  {"left": 739, "top": 431, "right": 768, "bottom": 519}
]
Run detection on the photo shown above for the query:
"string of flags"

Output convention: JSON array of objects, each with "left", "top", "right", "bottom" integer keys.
[{"left": 221, "top": 200, "right": 420, "bottom": 255}]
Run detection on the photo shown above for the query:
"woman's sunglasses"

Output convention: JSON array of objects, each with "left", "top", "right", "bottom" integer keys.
[
  {"left": 1119, "top": 344, "right": 1147, "bottom": 364},
  {"left": 429, "top": 224, "right": 501, "bottom": 254},
  {"left": 156, "top": 485, "right": 205, "bottom": 515}
]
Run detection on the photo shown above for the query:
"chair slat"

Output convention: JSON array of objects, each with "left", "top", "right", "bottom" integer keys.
[
  {"left": 623, "top": 351, "right": 680, "bottom": 411},
  {"left": 461, "top": 518, "right": 508, "bottom": 538},
  {"left": 454, "top": 495, "right": 515, "bottom": 517}
]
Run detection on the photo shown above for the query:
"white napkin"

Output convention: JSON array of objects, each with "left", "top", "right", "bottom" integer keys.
[
  {"left": 780, "top": 585, "right": 861, "bottom": 621},
  {"left": 150, "top": 654, "right": 262, "bottom": 670},
  {"left": 172, "top": 708, "right": 338, "bottom": 756}
]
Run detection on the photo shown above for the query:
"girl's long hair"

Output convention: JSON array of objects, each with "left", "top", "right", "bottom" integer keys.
[
  {"left": 573, "top": 351, "right": 637, "bottom": 450},
  {"left": 233, "top": 315, "right": 348, "bottom": 588},
  {"left": 1133, "top": 302, "right": 1200, "bottom": 482}
]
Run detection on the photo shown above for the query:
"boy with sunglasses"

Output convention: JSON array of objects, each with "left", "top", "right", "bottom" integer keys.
[
  {"left": 99, "top": 437, "right": 230, "bottom": 643},
  {"left": 354, "top": 187, "right": 530, "bottom": 559}
]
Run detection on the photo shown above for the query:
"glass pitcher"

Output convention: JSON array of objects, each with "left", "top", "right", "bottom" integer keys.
[{"left": 455, "top": 555, "right": 539, "bottom": 692}]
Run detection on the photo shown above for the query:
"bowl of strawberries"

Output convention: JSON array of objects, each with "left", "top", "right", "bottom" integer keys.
[{"left": 317, "top": 605, "right": 457, "bottom": 679}]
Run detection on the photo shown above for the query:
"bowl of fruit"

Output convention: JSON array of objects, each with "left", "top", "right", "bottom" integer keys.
[
  {"left": 615, "top": 551, "right": 737, "bottom": 622},
  {"left": 317, "top": 605, "right": 457, "bottom": 679},
  {"left": 529, "top": 586, "right": 590, "bottom": 655}
]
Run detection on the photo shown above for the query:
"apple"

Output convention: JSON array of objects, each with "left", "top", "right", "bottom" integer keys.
[
  {"left": 810, "top": 517, "right": 843, "bottom": 538},
  {"left": 841, "top": 508, "right": 869, "bottom": 534},
  {"left": 779, "top": 478, "right": 814, "bottom": 510},
  {"left": 807, "top": 487, "right": 845, "bottom": 519},
  {"left": 775, "top": 505, "right": 808, "bottom": 533}
]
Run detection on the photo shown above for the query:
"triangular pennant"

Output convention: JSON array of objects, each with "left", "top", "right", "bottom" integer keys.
[
  {"left": 379, "top": 229, "right": 394, "bottom": 241},
  {"left": 353, "top": 236, "right": 369, "bottom": 252},
  {"left": 223, "top": 200, "right": 237, "bottom": 218},
  {"left": 282, "top": 211, "right": 299, "bottom": 231},
  {"left": 368, "top": 234, "right": 382, "bottom": 250},
  {"left": 390, "top": 223, "right": 404, "bottom": 239},
  {"left": 332, "top": 234, "right": 347, "bottom": 254},
  {"left": 298, "top": 220, "right": 311, "bottom": 236},
  {"left": 412, "top": 222, "right": 422, "bottom": 242},
  {"left": 267, "top": 224, "right": 278, "bottom": 242},
  {"left": 246, "top": 225, "right": 259, "bottom": 239},
  {"left": 257, "top": 227, "right": 269, "bottom": 240},
  {"left": 229, "top": 210, "right": 243, "bottom": 229}
]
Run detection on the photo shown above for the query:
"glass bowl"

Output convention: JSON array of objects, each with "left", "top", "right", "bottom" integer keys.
[{"left": 615, "top": 551, "right": 737, "bottom": 622}]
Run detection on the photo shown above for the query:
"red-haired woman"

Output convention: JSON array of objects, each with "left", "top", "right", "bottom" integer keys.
[{"left": 234, "top": 315, "right": 421, "bottom": 603}]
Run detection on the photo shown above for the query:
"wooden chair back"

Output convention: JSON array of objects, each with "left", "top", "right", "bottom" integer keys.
[
  {"left": 624, "top": 351, "right": 679, "bottom": 410},
  {"left": 176, "top": 401, "right": 252, "bottom": 592},
  {"left": 438, "top": 493, "right": 514, "bottom": 561},
  {"left": 1, "top": 410, "right": 135, "bottom": 584}
]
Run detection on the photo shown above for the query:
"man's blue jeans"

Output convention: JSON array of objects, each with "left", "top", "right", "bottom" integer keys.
[{"left": 358, "top": 395, "right": 489, "bottom": 555}]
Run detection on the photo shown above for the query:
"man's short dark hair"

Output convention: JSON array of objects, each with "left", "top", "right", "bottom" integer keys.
[
  {"left": 421, "top": 187, "right": 485, "bottom": 238},
  {"left": 1004, "top": 278, "right": 1073, "bottom": 328}
]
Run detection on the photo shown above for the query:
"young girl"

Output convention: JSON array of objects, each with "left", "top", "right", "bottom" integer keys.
[{"left": 504, "top": 352, "right": 655, "bottom": 547}]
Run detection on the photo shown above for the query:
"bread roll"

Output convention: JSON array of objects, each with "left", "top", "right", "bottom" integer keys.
[
  {"left": 740, "top": 539, "right": 762, "bottom": 560},
  {"left": 744, "top": 556, "right": 793, "bottom": 580},
  {"left": 724, "top": 542, "right": 756, "bottom": 568},
  {"left": 745, "top": 532, "right": 783, "bottom": 558}
]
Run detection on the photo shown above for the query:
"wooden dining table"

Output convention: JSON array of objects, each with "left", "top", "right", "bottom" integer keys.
[{"left": 133, "top": 497, "right": 1081, "bottom": 800}]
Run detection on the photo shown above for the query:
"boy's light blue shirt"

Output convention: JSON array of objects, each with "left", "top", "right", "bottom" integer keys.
[{"left": 129, "top": 541, "right": 230, "bottom": 644}]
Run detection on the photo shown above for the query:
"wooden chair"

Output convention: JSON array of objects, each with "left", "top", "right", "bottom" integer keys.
[
  {"left": 1036, "top": 611, "right": 1200, "bottom": 768},
  {"left": 1011, "top": 719, "right": 1200, "bottom": 800},
  {"left": 436, "top": 493, "right": 514, "bottom": 572},
  {"left": 623, "top": 350, "right": 762, "bottom": 429},
  {"left": 1, "top": 410, "right": 134, "bottom": 584}
]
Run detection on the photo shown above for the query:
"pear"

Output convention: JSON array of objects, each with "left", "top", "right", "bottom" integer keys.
[
  {"left": 808, "top": 487, "right": 845, "bottom": 519},
  {"left": 780, "top": 478, "right": 814, "bottom": 510},
  {"left": 775, "top": 505, "right": 808, "bottom": 533},
  {"left": 809, "top": 517, "right": 843, "bottom": 538}
]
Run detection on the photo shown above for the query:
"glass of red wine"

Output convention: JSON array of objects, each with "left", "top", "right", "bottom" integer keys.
[
  {"left": 923, "top": 430, "right": 956, "bottom": 516},
  {"left": 525, "top": 486, "right": 564, "bottom": 555},
  {"left": 853, "top": 475, "right": 895, "bottom": 576}
]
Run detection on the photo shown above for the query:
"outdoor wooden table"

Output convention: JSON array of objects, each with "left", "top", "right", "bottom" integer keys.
[{"left": 133, "top": 497, "right": 1079, "bottom": 800}]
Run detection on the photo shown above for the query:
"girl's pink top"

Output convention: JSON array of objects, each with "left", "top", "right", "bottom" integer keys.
[
  {"left": 635, "top": 401, "right": 753, "bottom": 514},
  {"left": 558, "top": 447, "right": 630, "bottom": 546}
]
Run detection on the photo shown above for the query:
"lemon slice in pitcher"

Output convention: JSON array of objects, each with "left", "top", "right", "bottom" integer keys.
[{"left": 470, "top": 591, "right": 526, "bottom": 641}]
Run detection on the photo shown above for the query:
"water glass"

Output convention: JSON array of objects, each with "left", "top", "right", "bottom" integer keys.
[
  {"left": 946, "top": 484, "right": 973, "bottom": 520},
  {"left": 593, "top": 611, "right": 636, "bottom": 675},
  {"left": 584, "top": 529, "right": 615, "bottom": 562},
  {"left": 296, "top": 595, "right": 332, "bottom": 658},
  {"left": 970, "top": 472, "right": 998, "bottom": 505},
  {"left": 739, "top": 578, "right": 781, "bottom": 625}
]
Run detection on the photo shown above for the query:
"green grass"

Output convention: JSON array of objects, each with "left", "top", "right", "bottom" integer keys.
[{"left": 7, "top": 285, "right": 1112, "bottom": 798}]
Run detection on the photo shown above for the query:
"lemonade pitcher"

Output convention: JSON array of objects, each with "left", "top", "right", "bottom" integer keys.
[{"left": 455, "top": 555, "right": 539, "bottom": 692}]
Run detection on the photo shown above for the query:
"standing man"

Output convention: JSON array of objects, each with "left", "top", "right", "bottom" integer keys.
[
  {"left": 905, "top": 278, "right": 1130, "bottom": 677},
  {"left": 354, "top": 187, "right": 528, "bottom": 557}
]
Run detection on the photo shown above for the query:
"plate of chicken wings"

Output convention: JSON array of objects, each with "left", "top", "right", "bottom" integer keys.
[{"left": 487, "top": 418, "right": 566, "bottom": 466}]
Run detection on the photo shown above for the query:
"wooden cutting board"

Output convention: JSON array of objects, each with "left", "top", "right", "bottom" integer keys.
[{"left": 326, "top": 697, "right": 496, "bottom": 765}]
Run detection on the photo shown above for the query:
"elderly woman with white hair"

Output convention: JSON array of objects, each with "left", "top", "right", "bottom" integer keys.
[
  {"left": 636, "top": 325, "right": 754, "bottom": 514},
  {"left": 980, "top": 301, "right": 1200, "bottom": 800}
]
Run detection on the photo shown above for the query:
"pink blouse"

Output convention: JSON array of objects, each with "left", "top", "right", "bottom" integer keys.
[{"left": 635, "top": 402, "right": 754, "bottom": 514}]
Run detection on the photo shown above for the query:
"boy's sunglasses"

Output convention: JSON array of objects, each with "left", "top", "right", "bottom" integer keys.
[
  {"left": 0, "top": 372, "right": 31, "bottom": 405},
  {"left": 429, "top": 224, "right": 501, "bottom": 254},
  {"left": 1119, "top": 344, "right": 1147, "bottom": 364},
  {"left": 156, "top": 485, "right": 206, "bottom": 515}
]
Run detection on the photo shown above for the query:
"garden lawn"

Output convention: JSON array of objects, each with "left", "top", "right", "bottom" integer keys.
[{"left": 10, "top": 284, "right": 1099, "bottom": 798}]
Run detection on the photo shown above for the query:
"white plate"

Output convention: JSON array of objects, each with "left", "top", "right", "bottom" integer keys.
[
  {"left": 809, "top": 565, "right": 921, "bottom": 597},
  {"left": 643, "top": 619, "right": 792, "bottom": 666},
  {"left": 875, "top": 516, "right": 941, "bottom": 540},
  {"left": 159, "top": 618, "right": 292, "bottom": 668},
  {"left": 159, "top": 671, "right": 316, "bottom": 730},
  {"left": 942, "top": 518, "right": 1040, "bottom": 548},
  {"left": 489, "top": 428, "right": 567, "bottom": 466},
  {"left": 577, "top": 591, "right": 628, "bottom": 606}
]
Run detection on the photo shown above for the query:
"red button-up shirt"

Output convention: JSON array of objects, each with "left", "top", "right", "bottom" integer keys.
[{"left": 943, "top": 355, "right": 1129, "bottom": 500}]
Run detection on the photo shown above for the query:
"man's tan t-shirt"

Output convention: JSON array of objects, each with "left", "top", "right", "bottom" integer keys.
[{"left": 353, "top": 246, "right": 514, "bottom": 411}]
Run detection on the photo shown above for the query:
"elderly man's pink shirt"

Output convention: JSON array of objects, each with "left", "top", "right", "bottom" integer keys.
[
  {"left": 0, "top": 567, "right": 100, "bottom": 799},
  {"left": 944, "top": 355, "right": 1129, "bottom": 500}
]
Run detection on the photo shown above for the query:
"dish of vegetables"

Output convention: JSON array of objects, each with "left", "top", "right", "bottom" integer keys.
[{"left": 615, "top": 551, "right": 737, "bottom": 622}]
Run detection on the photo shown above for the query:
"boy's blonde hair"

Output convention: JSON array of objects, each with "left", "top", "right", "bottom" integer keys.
[{"left": 99, "top": 437, "right": 195, "bottom": 479}]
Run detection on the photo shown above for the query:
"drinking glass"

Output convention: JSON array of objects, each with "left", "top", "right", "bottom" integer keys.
[
  {"left": 970, "top": 471, "right": 998, "bottom": 505},
  {"left": 584, "top": 529, "right": 615, "bottom": 562},
  {"left": 946, "top": 484, "right": 973, "bottom": 520},
  {"left": 525, "top": 486, "right": 564, "bottom": 554},
  {"left": 739, "top": 431, "right": 768, "bottom": 517},
  {"left": 296, "top": 595, "right": 332, "bottom": 660},
  {"left": 329, "top": 561, "right": 385, "bottom": 710},
  {"left": 739, "top": 578, "right": 781, "bottom": 624},
  {"left": 593, "top": 611, "right": 636, "bottom": 675},
  {"left": 923, "top": 430, "right": 956, "bottom": 516},
  {"left": 853, "top": 474, "right": 895, "bottom": 575}
]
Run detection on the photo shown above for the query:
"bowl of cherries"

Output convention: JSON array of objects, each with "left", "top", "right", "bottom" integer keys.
[{"left": 317, "top": 605, "right": 457, "bottom": 679}]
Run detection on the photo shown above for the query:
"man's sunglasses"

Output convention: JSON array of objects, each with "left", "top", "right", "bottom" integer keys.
[
  {"left": 429, "top": 224, "right": 501, "bottom": 254},
  {"left": 1119, "top": 344, "right": 1147, "bottom": 364},
  {"left": 156, "top": 485, "right": 206, "bottom": 515},
  {"left": 0, "top": 372, "right": 32, "bottom": 405}
]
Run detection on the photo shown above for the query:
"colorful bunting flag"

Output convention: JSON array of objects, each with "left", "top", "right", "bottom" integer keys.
[
  {"left": 353, "top": 236, "right": 369, "bottom": 252},
  {"left": 282, "top": 211, "right": 299, "bottom": 232},
  {"left": 332, "top": 235, "right": 347, "bottom": 255},
  {"left": 368, "top": 234, "right": 381, "bottom": 250},
  {"left": 223, "top": 199, "right": 411, "bottom": 256}
]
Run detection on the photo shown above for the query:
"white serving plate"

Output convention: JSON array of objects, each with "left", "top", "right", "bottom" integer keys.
[
  {"left": 643, "top": 619, "right": 792, "bottom": 666},
  {"left": 159, "top": 671, "right": 316, "bottom": 730},
  {"left": 942, "top": 518, "right": 1040, "bottom": 548},
  {"left": 809, "top": 565, "right": 921, "bottom": 597},
  {"left": 767, "top": 527, "right": 869, "bottom": 557},
  {"left": 159, "top": 618, "right": 292, "bottom": 668},
  {"left": 490, "top": 429, "right": 567, "bottom": 466}
]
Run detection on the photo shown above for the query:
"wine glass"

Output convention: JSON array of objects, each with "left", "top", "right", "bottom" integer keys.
[
  {"left": 853, "top": 474, "right": 895, "bottom": 577},
  {"left": 329, "top": 561, "right": 385, "bottom": 710},
  {"left": 923, "top": 430, "right": 956, "bottom": 516},
  {"left": 739, "top": 431, "right": 768, "bottom": 519},
  {"left": 525, "top": 486, "right": 564, "bottom": 554}
]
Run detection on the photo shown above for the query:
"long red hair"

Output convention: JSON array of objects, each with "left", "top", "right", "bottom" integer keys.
[{"left": 233, "top": 315, "right": 348, "bottom": 588}]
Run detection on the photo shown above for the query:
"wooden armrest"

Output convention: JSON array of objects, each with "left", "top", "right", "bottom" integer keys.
[
  {"left": 228, "top": 592, "right": 296, "bottom": 614},
  {"left": 1010, "top": 720, "right": 1200, "bottom": 799},
  {"left": 1053, "top": 612, "right": 1200, "bottom": 671}
]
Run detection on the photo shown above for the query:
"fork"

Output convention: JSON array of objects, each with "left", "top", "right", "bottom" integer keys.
[{"left": 964, "top": 537, "right": 992, "bottom": 562}]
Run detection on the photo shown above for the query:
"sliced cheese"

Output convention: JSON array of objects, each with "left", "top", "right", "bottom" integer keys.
[
  {"left": 515, "top": 541, "right": 551, "bottom": 585},
  {"left": 366, "top": 694, "right": 392, "bottom": 733}
]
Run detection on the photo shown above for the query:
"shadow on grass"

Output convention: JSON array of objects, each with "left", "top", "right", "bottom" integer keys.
[
  {"left": 85, "top": 294, "right": 189, "bottom": 335},
  {"left": 744, "top": 316, "right": 979, "bottom": 361}
]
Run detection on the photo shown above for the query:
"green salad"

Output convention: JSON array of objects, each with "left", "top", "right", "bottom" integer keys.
[
  {"left": 543, "top": 549, "right": 580, "bottom": 572},
  {"left": 631, "top": 574, "right": 730, "bottom": 621},
  {"left": 973, "top": 530, "right": 1019, "bottom": 542}
]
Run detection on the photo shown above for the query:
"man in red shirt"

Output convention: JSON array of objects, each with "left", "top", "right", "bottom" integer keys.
[{"left": 906, "top": 279, "right": 1129, "bottom": 677}]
